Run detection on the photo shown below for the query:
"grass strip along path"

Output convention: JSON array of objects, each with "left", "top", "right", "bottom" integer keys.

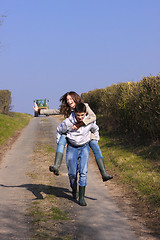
[
  {"left": 0, "top": 112, "right": 32, "bottom": 164},
  {"left": 99, "top": 132, "right": 160, "bottom": 236},
  {"left": 0, "top": 112, "right": 32, "bottom": 146}
]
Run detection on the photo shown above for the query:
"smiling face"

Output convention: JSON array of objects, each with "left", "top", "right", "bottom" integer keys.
[{"left": 66, "top": 94, "right": 76, "bottom": 109}]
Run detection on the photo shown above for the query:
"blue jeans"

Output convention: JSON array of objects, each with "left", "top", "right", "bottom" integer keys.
[
  {"left": 56, "top": 134, "right": 67, "bottom": 153},
  {"left": 89, "top": 140, "right": 103, "bottom": 160},
  {"left": 57, "top": 135, "right": 103, "bottom": 160},
  {"left": 66, "top": 143, "right": 89, "bottom": 187}
]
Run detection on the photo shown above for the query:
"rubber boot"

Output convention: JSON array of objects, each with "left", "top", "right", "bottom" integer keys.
[
  {"left": 72, "top": 184, "right": 78, "bottom": 199},
  {"left": 49, "top": 152, "right": 63, "bottom": 175},
  {"left": 96, "top": 158, "right": 113, "bottom": 182},
  {"left": 79, "top": 186, "right": 87, "bottom": 206}
]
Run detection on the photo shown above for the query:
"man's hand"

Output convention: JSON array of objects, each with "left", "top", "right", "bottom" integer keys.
[{"left": 72, "top": 121, "right": 85, "bottom": 130}]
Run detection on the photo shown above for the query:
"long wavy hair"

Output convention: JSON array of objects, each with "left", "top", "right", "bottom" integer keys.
[{"left": 59, "top": 91, "right": 83, "bottom": 117}]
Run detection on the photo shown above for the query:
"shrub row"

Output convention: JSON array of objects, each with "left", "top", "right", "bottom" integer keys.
[
  {"left": 0, "top": 90, "right": 12, "bottom": 114},
  {"left": 81, "top": 75, "right": 160, "bottom": 140}
]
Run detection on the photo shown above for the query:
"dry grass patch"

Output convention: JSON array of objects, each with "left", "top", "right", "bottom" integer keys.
[{"left": 27, "top": 143, "right": 72, "bottom": 240}]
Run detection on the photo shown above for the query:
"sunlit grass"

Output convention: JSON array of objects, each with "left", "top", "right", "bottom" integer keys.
[
  {"left": 99, "top": 133, "right": 160, "bottom": 212},
  {"left": 0, "top": 112, "right": 32, "bottom": 145}
]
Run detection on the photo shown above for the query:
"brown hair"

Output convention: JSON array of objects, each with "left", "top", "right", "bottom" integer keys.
[
  {"left": 75, "top": 102, "right": 86, "bottom": 113},
  {"left": 59, "top": 91, "right": 83, "bottom": 117}
]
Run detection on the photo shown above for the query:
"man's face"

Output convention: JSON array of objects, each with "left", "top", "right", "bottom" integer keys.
[{"left": 75, "top": 112, "right": 86, "bottom": 122}]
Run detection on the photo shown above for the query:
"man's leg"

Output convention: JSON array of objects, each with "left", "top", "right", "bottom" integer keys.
[
  {"left": 78, "top": 144, "right": 89, "bottom": 206},
  {"left": 66, "top": 144, "right": 78, "bottom": 199}
]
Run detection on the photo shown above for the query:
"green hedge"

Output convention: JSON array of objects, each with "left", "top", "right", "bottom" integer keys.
[
  {"left": 0, "top": 90, "right": 12, "bottom": 114},
  {"left": 81, "top": 75, "right": 160, "bottom": 140}
]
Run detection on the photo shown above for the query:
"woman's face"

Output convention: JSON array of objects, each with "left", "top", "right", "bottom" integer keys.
[{"left": 66, "top": 95, "right": 76, "bottom": 108}]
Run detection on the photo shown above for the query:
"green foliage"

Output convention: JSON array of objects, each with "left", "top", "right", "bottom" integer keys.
[
  {"left": 81, "top": 74, "right": 160, "bottom": 140},
  {"left": 0, "top": 90, "right": 12, "bottom": 114},
  {"left": 82, "top": 88, "right": 106, "bottom": 113}
]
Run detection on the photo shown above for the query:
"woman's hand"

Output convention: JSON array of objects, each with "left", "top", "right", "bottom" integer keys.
[
  {"left": 72, "top": 122, "right": 85, "bottom": 130},
  {"left": 33, "top": 103, "right": 38, "bottom": 112}
]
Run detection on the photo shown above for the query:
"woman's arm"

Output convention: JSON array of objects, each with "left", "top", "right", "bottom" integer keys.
[{"left": 83, "top": 103, "right": 96, "bottom": 125}]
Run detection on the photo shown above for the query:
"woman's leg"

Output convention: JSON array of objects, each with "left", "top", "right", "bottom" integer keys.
[
  {"left": 89, "top": 140, "right": 113, "bottom": 181},
  {"left": 49, "top": 134, "right": 67, "bottom": 175}
]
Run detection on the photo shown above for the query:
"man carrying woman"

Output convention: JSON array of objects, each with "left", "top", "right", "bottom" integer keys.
[
  {"left": 49, "top": 91, "right": 113, "bottom": 182},
  {"left": 57, "top": 102, "right": 100, "bottom": 206}
]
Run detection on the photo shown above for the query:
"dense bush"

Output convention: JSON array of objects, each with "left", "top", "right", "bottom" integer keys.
[
  {"left": 81, "top": 75, "right": 160, "bottom": 140},
  {"left": 0, "top": 90, "right": 12, "bottom": 114}
]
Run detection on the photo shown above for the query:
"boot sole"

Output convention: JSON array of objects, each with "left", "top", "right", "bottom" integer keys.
[
  {"left": 49, "top": 166, "right": 59, "bottom": 175},
  {"left": 102, "top": 176, "right": 113, "bottom": 182},
  {"left": 79, "top": 201, "right": 87, "bottom": 206}
]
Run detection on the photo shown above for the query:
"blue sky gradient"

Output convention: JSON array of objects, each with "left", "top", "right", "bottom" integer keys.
[{"left": 0, "top": 0, "right": 160, "bottom": 114}]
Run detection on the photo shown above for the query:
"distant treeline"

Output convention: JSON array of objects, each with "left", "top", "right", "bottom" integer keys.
[
  {"left": 0, "top": 90, "right": 12, "bottom": 114},
  {"left": 81, "top": 75, "right": 160, "bottom": 140}
]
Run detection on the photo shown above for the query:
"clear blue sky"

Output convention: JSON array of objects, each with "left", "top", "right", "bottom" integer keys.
[{"left": 0, "top": 0, "right": 160, "bottom": 115}]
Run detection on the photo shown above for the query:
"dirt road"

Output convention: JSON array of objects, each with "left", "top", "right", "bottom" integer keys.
[
  {"left": 0, "top": 117, "right": 38, "bottom": 239},
  {"left": 0, "top": 116, "right": 158, "bottom": 240}
]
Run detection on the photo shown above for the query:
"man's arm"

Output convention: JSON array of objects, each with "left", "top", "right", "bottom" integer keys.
[{"left": 56, "top": 117, "right": 74, "bottom": 143}]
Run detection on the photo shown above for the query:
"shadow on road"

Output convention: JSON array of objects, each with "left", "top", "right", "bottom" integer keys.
[{"left": 0, "top": 184, "right": 97, "bottom": 202}]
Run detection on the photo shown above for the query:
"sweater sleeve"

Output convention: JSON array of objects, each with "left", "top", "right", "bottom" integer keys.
[
  {"left": 56, "top": 118, "right": 73, "bottom": 143},
  {"left": 83, "top": 103, "right": 96, "bottom": 125},
  {"left": 90, "top": 122, "right": 100, "bottom": 141}
]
